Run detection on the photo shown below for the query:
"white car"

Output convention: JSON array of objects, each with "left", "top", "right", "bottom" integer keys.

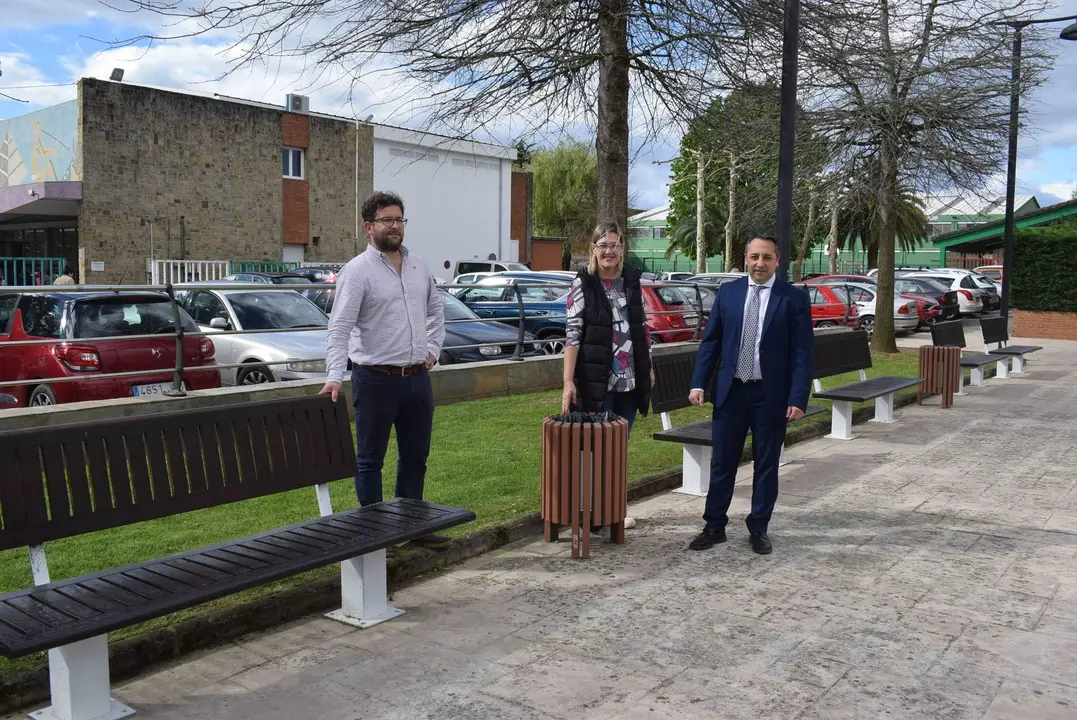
[
  {"left": 686, "top": 272, "right": 745, "bottom": 286},
  {"left": 833, "top": 281, "right": 920, "bottom": 336},
  {"left": 452, "top": 271, "right": 498, "bottom": 285},
  {"left": 904, "top": 272, "right": 986, "bottom": 315},
  {"left": 175, "top": 287, "right": 328, "bottom": 385},
  {"left": 657, "top": 271, "right": 695, "bottom": 281}
]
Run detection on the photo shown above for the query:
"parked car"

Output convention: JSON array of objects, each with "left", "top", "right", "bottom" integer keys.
[
  {"left": 450, "top": 273, "right": 571, "bottom": 354},
  {"left": 290, "top": 265, "right": 343, "bottom": 283},
  {"left": 0, "top": 291, "right": 219, "bottom": 407},
  {"left": 686, "top": 272, "right": 744, "bottom": 286},
  {"left": 974, "top": 265, "right": 1003, "bottom": 285},
  {"left": 175, "top": 287, "right": 328, "bottom": 385},
  {"left": 657, "top": 271, "right": 695, "bottom": 282},
  {"left": 0, "top": 393, "right": 16, "bottom": 407},
  {"left": 867, "top": 266, "right": 934, "bottom": 278},
  {"left": 903, "top": 272, "right": 985, "bottom": 315},
  {"left": 222, "top": 272, "right": 313, "bottom": 285},
  {"left": 453, "top": 272, "right": 498, "bottom": 285},
  {"left": 439, "top": 291, "right": 542, "bottom": 363},
  {"left": 894, "top": 277, "right": 959, "bottom": 326},
  {"left": 453, "top": 260, "right": 530, "bottom": 277},
  {"left": 643, "top": 281, "right": 700, "bottom": 343},
  {"left": 795, "top": 283, "right": 860, "bottom": 328},
  {"left": 804, "top": 274, "right": 876, "bottom": 286},
  {"left": 825, "top": 281, "right": 919, "bottom": 336}
]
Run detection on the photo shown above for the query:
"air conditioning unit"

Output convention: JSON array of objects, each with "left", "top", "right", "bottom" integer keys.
[{"left": 286, "top": 94, "right": 310, "bottom": 114}]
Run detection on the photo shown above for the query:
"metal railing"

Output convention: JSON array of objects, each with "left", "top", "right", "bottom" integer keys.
[
  {"left": 0, "top": 280, "right": 712, "bottom": 402},
  {"left": 0, "top": 257, "right": 66, "bottom": 287}
]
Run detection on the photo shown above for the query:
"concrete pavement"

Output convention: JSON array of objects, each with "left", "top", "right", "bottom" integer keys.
[{"left": 12, "top": 335, "right": 1077, "bottom": 719}]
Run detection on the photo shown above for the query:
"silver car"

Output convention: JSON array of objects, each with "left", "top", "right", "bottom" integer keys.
[{"left": 175, "top": 287, "right": 328, "bottom": 385}]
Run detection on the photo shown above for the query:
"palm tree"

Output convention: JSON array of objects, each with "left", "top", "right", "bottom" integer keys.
[
  {"left": 666, "top": 217, "right": 726, "bottom": 270},
  {"left": 832, "top": 164, "right": 928, "bottom": 270}
]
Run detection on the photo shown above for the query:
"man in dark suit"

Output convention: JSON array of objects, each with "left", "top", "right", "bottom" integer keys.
[{"left": 687, "top": 235, "right": 813, "bottom": 554}]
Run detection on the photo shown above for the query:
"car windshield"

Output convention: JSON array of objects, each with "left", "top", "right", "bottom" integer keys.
[
  {"left": 74, "top": 297, "right": 198, "bottom": 338},
  {"left": 828, "top": 287, "right": 850, "bottom": 302},
  {"left": 271, "top": 276, "right": 312, "bottom": 285},
  {"left": 441, "top": 291, "right": 480, "bottom": 321},
  {"left": 225, "top": 291, "right": 328, "bottom": 330},
  {"left": 505, "top": 263, "right": 529, "bottom": 271},
  {"left": 655, "top": 287, "right": 692, "bottom": 306}
]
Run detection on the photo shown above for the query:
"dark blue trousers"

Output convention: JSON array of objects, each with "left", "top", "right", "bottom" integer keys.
[
  {"left": 703, "top": 379, "right": 787, "bottom": 534},
  {"left": 351, "top": 366, "right": 434, "bottom": 506},
  {"left": 603, "top": 390, "right": 639, "bottom": 435}
]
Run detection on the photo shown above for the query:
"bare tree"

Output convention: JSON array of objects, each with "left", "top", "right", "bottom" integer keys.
[
  {"left": 746, "top": 0, "right": 1054, "bottom": 352},
  {"left": 112, "top": 0, "right": 759, "bottom": 239}
]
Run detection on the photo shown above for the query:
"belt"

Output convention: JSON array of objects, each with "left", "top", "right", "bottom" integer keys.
[
  {"left": 733, "top": 377, "right": 761, "bottom": 384},
  {"left": 360, "top": 364, "right": 426, "bottom": 376}
]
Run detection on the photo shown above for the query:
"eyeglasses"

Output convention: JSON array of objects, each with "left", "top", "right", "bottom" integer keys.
[
  {"left": 594, "top": 243, "right": 623, "bottom": 253},
  {"left": 373, "top": 217, "right": 408, "bottom": 227}
]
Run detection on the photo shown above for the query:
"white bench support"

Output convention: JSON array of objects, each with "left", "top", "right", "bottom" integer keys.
[
  {"left": 968, "top": 366, "right": 984, "bottom": 388},
  {"left": 1011, "top": 354, "right": 1026, "bottom": 374},
  {"left": 27, "top": 546, "right": 135, "bottom": 720},
  {"left": 955, "top": 369, "right": 968, "bottom": 395},
  {"left": 825, "top": 400, "right": 856, "bottom": 441},
  {"left": 870, "top": 393, "right": 896, "bottom": 424},
  {"left": 996, "top": 357, "right": 1010, "bottom": 379},
  {"left": 673, "top": 444, "right": 712, "bottom": 497},
  {"left": 315, "top": 484, "right": 404, "bottom": 629}
]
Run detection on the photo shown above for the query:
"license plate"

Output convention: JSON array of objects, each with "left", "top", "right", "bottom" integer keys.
[
  {"left": 684, "top": 314, "right": 699, "bottom": 323},
  {"left": 132, "top": 382, "right": 186, "bottom": 397}
]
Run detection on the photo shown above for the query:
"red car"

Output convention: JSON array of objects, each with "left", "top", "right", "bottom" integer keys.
[
  {"left": 643, "top": 281, "right": 700, "bottom": 343},
  {"left": 804, "top": 274, "right": 876, "bottom": 286},
  {"left": 796, "top": 284, "right": 859, "bottom": 328},
  {"left": 0, "top": 291, "right": 220, "bottom": 407}
]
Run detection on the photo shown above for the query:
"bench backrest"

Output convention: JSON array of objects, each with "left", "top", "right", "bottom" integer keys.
[
  {"left": 0, "top": 395, "right": 356, "bottom": 551},
  {"left": 930, "top": 320, "right": 967, "bottom": 349},
  {"left": 650, "top": 329, "right": 871, "bottom": 413},
  {"left": 980, "top": 316, "right": 1009, "bottom": 345}
]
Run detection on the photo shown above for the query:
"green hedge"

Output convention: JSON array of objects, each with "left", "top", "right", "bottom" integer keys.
[{"left": 1012, "top": 221, "right": 1077, "bottom": 313}]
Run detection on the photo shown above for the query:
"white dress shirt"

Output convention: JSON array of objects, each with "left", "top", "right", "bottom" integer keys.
[
  {"left": 741, "top": 274, "right": 775, "bottom": 380},
  {"left": 325, "top": 245, "right": 445, "bottom": 383},
  {"left": 691, "top": 274, "right": 775, "bottom": 392}
]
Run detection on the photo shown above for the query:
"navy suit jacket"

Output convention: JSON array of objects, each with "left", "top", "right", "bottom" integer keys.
[{"left": 690, "top": 277, "right": 814, "bottom": 414}]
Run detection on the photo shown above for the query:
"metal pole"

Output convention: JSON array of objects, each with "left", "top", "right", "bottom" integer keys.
[
  {"left": 696, "top": 152, "right": 706, "bottom": 274},
  {"left": 1000, "top": 25, "right": 1022, "bottom": 320},
  {"left": 775, "top": 0, "right": 801, "bottom": 283},
  {"left": 510, "top": 280, "right": 526, "bottom": 361}
]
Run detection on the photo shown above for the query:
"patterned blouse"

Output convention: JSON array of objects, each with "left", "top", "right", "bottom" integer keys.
[{"left": 566, "top": 275, "right": 638, "bottom": 392}]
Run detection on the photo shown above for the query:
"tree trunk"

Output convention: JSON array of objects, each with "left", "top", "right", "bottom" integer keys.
[
  {"left": 792, "top": 190, "right": 817, "bottom": 281},
  {"left": 871, "top": 140, "right": 900, "bottom": 354},
  {"left": 696, "top": 153, "right": 706, "bottom": 274},
  {"left": 866, "top": 243, "right": 879, "bottom": 272},
  {"left": 596, "top": 0, "right": 630, "bottom": 242},
  {"left": 827, "top": 189, "right": 840, "bottom": 274},
  {"left": 724, "top": 152, "right": 738, "bottom": 271}
]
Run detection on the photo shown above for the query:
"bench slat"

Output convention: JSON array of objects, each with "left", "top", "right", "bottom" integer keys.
[
  {"left": 959, "top": 353, "right": 998, "bottom": 368},
  {"left": 990, "top": 345, "right": 1042, "bottom": 356},
  {"left": 653, "top": 406, "right": 828, "bottom": 447},
  {"left": 0, "top": 499, "right": 475, "bottom": 657},
  {"left": 813, "top": 376, "right": 923, "bottom": 403}
]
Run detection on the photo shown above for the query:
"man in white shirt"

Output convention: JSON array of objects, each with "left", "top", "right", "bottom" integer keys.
[{"left": 320, "top": 191, "right": 448, "bottom": 548}]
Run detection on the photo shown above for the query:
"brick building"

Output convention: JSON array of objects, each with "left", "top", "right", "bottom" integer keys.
[{"left": 0, "top": 78, "right": 521, "bottom": 285}]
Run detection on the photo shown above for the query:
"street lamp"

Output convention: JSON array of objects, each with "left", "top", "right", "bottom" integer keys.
[
  {"left": 775, "top": 0, "right": 801, "bottom": 282},
  {"left": 998, "top": 15, "right": 1077, "bottom": 319}
]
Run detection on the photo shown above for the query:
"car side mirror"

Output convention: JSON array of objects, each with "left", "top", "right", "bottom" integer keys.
[{"left": 209, "top": 317, "right": 231, "bottom": 330}]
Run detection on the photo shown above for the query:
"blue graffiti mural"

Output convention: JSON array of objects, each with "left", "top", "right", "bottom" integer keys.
[{"left": 0, "top": 100, "right": 79, "bottom": 187}]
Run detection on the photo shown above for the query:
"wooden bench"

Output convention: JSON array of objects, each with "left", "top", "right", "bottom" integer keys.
[
  {"left": 981, "top": 316, "right": 1042, "bottom": 375},
  {"left": 0, "top": 395, "right": 474, "bottom": 720},
  {"left": 650, "top": 347, "right": 826, "bottom": 496},
  {"left": 813, "top": 330, "right": 924, "bottom": 440},
  {"left": 930, "top": 319, "right": 1002, "bottom": 391}
]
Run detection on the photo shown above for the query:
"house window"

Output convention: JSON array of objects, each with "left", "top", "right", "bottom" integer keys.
[{"left": 282, "top": 148, "right": 304, "bottom": 179}]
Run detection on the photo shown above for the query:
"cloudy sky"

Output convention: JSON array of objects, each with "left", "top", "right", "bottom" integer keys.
[{"left": 1, "top": 0, "right": 1074, "bottom": 210}]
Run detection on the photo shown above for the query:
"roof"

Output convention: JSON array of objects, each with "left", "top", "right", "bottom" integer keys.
[
  {"left": 628, "top": 205, "right": 669, "bottom": 223},
  {"left": 923, "top": 194, "right": 1038, "bottom": 218},
  {"left": 931, "top": 198, "right": 1077, "bottom": 252}
]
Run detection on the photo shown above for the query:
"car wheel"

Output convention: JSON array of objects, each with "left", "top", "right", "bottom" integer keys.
[
  {"left": 236, "top": 364, "right": 274, "bottom": 385},
  {"left": 859, "top": 316, "right": 875, "bottom": 336},
  {"left": 29, "top": 385, "right": 58, "bottom": 407},
  {"left": 650, "top": 333, "right": 662, "bottom": 344},
  {"left": 816, "top": 320, "right": 838, "bottom": 328},
  {"left": 540, "top": 338, "right": 564, "bottom": 355}
]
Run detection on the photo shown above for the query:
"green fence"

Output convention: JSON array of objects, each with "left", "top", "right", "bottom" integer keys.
[
  {"left": 227, "top": 260, "right": 301, "bottom": 274},
  {"left": 0, "top": 257, "right": 66, "bottom": 286}
]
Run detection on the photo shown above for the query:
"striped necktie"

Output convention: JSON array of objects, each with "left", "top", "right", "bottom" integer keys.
[{"left": 735, "top": 285, "right": 764, "bottom": 380}]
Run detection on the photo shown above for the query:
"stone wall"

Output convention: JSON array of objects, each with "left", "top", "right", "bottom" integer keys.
[
  {"left": 76, "top": 79, "right": 373, "bottom": 283},
  {"left": 1013, "top": 310, "right": 1077, "bottom": 341}
]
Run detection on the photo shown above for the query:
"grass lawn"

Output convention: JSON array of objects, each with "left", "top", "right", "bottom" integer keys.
[{"left": 0, "top": 349, "right": 921, "bottom": 676}]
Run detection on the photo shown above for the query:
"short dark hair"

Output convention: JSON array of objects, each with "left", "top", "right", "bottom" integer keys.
[
  {"left": 747, "top": 234, "right": 780, "bottom": 255},
  {"left": 62, "top": 265, "right": 73, "bottom": 275},
  {"left": 361, "top": 191, "right": 405, "bottom": 223}
]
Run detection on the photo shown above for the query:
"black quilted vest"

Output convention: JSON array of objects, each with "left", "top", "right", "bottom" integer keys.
[{"left": 573, "top": 265, "right": 651, "bottom": 416}]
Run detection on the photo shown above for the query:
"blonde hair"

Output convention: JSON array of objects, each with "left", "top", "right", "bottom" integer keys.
[{"left": 587, "top": 222, "right": 625, "bottom": 275}]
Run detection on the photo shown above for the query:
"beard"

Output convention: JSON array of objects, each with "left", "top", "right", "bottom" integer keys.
[{"left": 371, "top": 229, "right": 403, "bottom": 252}]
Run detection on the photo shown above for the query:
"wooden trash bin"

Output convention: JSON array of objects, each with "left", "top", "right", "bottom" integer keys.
[
  {"left": 917, "top": 345, "right": 961, "bottom": 409},
  {"left": 541, "top": 413, "right": 629, "bottom": 559}
]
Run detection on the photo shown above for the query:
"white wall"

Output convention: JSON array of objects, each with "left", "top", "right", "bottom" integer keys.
[{"left": 372, "top": 126, "right": 514, "bottom": 279}]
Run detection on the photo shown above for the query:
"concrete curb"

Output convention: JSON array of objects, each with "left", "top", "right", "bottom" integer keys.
[{"left": 0, "top": 387, "right": 948, "bottom": 713}]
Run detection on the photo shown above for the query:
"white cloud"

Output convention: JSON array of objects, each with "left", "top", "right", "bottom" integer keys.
[
  {"left": 0, "top": 53, "right": 77, "bottom": 111},
  {"left": 1042, "top": 181, "right": 1076, "bottom": 201}
]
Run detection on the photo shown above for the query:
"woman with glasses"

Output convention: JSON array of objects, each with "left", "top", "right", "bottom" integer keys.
[{"left": 562, "top": 222, "right": 654, "bottom": 529}]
